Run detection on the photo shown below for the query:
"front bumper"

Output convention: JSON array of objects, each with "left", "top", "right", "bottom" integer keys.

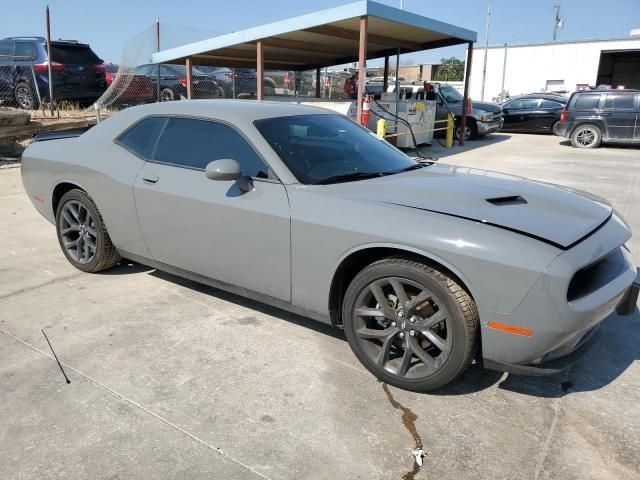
[
  {"left": 477, "top": 118, "right": 504, "bottom": 136},
  {"left": 480, "top": 215, "right": 636, "bottom": 375}
]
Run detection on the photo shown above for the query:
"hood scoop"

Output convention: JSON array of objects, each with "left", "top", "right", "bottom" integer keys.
[{"left": 486, "top": 195, "right": 527, "bottom": 206}]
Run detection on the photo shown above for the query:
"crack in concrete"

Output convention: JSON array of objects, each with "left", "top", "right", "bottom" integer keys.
[
  {"left": 533, "top": 396, "right": 562, "bottom": 480},
  {"left": 0, "top": 327, "right": 272, "bottom": 480},
  {"left": 0, "top": 272, "right": 83, "bottom": 302},
  {"left": 382, "top": 383, "right": 424, "bottom": 480}
]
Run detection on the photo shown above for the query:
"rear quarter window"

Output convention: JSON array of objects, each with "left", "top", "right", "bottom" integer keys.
[
  {"left": 118, "top": 117, "right": 167, "bottom": 159},
  {"left": 572, "top": 94, "right": 601, "bottom": 110}
]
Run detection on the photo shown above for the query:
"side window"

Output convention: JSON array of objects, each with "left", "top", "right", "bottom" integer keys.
[
  {"left": 153, "top": 118, "right": 269, "bottom": 178},
  {"left": 504, "top": 100, "right": 522, "bottom": 110},
  {"left": 519, "top": 98, "right": 541, "bottom": 110},
  {"left": 604, "top": 93, "right": 635, "bottom": 110},
  {"left": 160, "top": 65, "right": 177, "bottom": 77},
  {"left": 118, "top": 117, "right": 167, "bottom": 159},
  {"left": 14, "top": 42, "right": 38, "bottom": 59},
  {"left": 0, "top": 40, "right": 14, "bottom": 58},
  {"left": 573, "top": 94, "right": 601, "bottom": 110},
  {"left": 540, "top": 100, "right": 564, "bottom": 109}
]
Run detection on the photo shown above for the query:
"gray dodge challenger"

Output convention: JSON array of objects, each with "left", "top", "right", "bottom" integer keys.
[{"left": 21, "top": 100, "right": 639, "bottom": 391}]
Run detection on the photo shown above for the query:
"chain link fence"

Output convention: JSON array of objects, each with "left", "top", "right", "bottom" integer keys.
[
  {"left": 91, "top": 22, "right": 358, "bottom": 112},
  {"left": 0, "top": 64, "right": 43, "bottom": 111}
]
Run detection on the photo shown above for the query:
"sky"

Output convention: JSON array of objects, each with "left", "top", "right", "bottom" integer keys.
[{"left": 1, "top": 0, "right": 639, "bottom": 65}]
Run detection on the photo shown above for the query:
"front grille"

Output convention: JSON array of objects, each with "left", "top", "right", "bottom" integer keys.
[{"left": 567, "top": 247, "right": 627, "bottom": 302}]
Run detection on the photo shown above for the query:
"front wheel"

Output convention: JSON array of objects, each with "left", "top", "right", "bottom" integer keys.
[
  {"left": 56, "top": 189, "right": 121, "bottom": 273},
  {"left": 342, "top": 257, "right": 479, "bottom": 392},
  {"left": 571, "top": 124, "right": 601, "bottom": 148},
  {"left": 455, "top": 119, "right": 478, "bottom": 141},
  {"left": 159, "top": 88, "right": 175, "bottom": 102}
]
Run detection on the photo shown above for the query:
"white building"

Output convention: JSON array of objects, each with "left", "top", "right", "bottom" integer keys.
[{"left": 469, "top": 36, "right": 640, "bottom": 102}]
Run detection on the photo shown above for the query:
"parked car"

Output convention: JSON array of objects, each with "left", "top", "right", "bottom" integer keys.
[
  {"left": 21, "top": 101, "right": 639, "bottom": 392},
  {"left": 136, "top": 64, "right": 225, "bottom": 101},
  {"left": 0, "top": 36, "right": 107, "bottom": 109},
  {"left": 196, "top": 67, "right": 279, "bottom": 97},
  {"left": 555, "top": 89, "right": 640, "bottom": 148},
  {"left": 387, "top": 83, "right": 504, "bottom": 140},
  {"left": 501, "top": 94, "right": 567, "bottom": 134},
  {"left": 104, "top": 63, "right": 155, "bottom": 104}
]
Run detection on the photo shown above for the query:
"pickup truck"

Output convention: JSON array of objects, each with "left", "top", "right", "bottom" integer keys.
[{"left": 387, "top": 83, "right": 504, "bottom": 140}]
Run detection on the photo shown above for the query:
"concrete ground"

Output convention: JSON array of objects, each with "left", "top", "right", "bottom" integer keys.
[{"left": 0, "top": 133, "right": 639, "bottom": 480}]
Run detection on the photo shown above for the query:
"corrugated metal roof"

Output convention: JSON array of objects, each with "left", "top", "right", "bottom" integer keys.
[{"left": 151, "top": 0, "right": 476, "bottom": 70}]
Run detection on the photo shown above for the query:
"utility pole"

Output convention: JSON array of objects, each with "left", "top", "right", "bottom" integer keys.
[
  {"left": 552, "top": 4, "right": 563, "bottom": 41},
  {"left": 480, "top": 0, "right": 492, "bottom": 101}
]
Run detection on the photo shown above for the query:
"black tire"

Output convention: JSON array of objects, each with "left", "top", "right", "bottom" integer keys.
[
  {"left": 160, "top": 88, "right": 175, "bottom": 102},
  {"left": 55, "top": 189, "right": 120, "bottom": 273},
  {"left": 15, "top": 82, "right": 37, "bottom": 110},
  {"left": 571, "top": 124, "right": 602, "bottom": 148},
  {"left": 455, "top": 118, "right": 478, "bottom": 141},
  {"left": 551, "top": 120, "right": 560, "bottom": 136},
  {"left": 342, "top": 256, "right": 479, "bottom": 392}
]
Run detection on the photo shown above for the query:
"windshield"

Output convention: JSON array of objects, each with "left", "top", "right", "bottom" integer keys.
[
  {"left": 254, "top": 114, "right": 419, "bottom": 185},
  {"left": 439, "top": 85, "right": 463, "bottom": 103}
]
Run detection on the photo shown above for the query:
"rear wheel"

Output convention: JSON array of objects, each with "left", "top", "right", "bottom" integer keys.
[
  {"left": 571, "top": 124, "right": 601, "bottom": 148},
  {"left": 342, "top": 257, "right": 479, "bottom": 392},
  {"left": 55, "top": 189, "right": 120, "bottom": 273},
  {"left": 160, "top": 88, "right": 175, "bottom": 102},
  {"left": 15, "top": 82, "right": 36, "bottom": 110}
]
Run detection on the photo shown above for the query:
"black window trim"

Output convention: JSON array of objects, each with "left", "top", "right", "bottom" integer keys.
[{"left": 114, "top": 114, "right": 279, "bottom": 183}]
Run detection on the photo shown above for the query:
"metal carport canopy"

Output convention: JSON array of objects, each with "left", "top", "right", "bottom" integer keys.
[{"left": 151, "top": 0, "right": 477, "bottom": 71}]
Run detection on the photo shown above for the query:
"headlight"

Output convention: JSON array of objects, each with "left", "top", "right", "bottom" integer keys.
[{"left": 479, "top": 112, "right": 493, "bottom": 122}]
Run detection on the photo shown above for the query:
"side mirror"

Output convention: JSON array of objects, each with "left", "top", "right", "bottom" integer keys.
[{"left": 205, "top": 159, "right": 253, "bottom": 192}]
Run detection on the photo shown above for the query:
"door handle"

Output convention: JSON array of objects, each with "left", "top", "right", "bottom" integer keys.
[
  {"left": 601, "top": 112, "right": 613, "bottom": 116},
  {"left": 142, "top": 174, "right": 159, "bottom": 184}
]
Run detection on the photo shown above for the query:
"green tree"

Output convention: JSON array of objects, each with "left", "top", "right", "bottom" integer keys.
[{"left": 434, "top": 57, "right": 464, "bottom": 81}]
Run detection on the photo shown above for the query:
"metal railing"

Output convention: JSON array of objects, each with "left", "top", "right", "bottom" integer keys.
[{"left": 376, "top": 113, "right": 455, "bottom": 147}]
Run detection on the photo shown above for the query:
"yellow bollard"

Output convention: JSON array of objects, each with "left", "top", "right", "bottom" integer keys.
[
  {"left": 445, "top": 113, "right": 454, "bottom": 148},
  {"left": 377, "top": 118, "right": 386, "bottom": 140}
]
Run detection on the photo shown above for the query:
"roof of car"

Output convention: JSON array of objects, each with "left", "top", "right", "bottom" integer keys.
[
  {"left": 122, "top": 99, "right": 335, "bottom": 122},
  {"left": 509, "top": 94, "right": 568, "bottom": 102}
]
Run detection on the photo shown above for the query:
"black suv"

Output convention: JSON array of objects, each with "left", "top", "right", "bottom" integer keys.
[
  {"left": 0, "top": 36, "right": 107, "bottom": 109},
  {"left": 555, "top": 89, "right": 639, "bottom": 148}
]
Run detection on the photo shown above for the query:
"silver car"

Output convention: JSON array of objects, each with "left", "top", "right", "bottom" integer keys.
[{"left": 21, "top": 100, "right": 639, "bottom": 392}]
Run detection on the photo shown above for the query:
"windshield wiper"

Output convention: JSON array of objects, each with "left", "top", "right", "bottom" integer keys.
[
  {"left": 312, "top": 171, "right": 385, "bottom": 185},
  {"left": 394, "top": 163, "right": 431, "bottom": 173}
]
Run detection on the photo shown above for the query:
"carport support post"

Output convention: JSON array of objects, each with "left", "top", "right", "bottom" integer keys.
[
  {"left": 459, "top": 41, "right": 473, "bottom": 146},
  {"left": 185, "top": 57, "right": 193, "bottom": 100},
  {"left": 315, "top": 68, "right": 321, "bottom": 98},
  {"left": 256, "top": 40, "right": 264, "bottom": 100},
  {"left": 356, "top": 15, "right": 368, "bottom": 123},
  {"left": 383, "top": 53, "right": 389, "bottom": 92}
]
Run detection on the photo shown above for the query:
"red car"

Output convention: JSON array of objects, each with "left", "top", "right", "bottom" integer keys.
[{"left": 105, "top": 63, "right": 155, "bottom": 104}]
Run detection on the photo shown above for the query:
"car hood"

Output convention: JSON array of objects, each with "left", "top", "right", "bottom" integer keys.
[
  {"left": 472, "top": 101, "right": 502, "bottom": 112},
  {"left": 328, "top": 164, "right": 612, "bottom": 249}
]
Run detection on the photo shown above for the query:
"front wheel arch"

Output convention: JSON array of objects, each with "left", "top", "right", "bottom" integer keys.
[{"left": 328, "top": 246, "right": 476, "bottom": 327}]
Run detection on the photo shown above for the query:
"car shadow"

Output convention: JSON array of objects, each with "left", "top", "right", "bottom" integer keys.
[
  {"left": 117, "top": 262, "right": 638, "bottom": 398},
  {"left": 411, "top": 133, "right": 512, "bottom": 161},
  {"left": 148, "top": 268, "right": 345, "bottom": 341},
  {"left": 558, "top": 139, "right": 640, "bottom": 150}
]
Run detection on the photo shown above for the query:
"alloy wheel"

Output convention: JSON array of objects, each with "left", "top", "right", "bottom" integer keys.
[
  {"left": 575, "top": 127, "right": 596, "bottom": 147},
  {"left": 352, "top": 276, "right": 452, "bottom": 379},
  {"left": 16, "top": 85, "right": 34, "bottom": 109},
  {"left": 59, "top": 200, "right": 97, "bottom": 264}
]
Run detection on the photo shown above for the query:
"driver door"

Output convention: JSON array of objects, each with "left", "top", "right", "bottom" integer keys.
[{"left": 130, "top": 116, "right": 291, "bottom": 301}]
